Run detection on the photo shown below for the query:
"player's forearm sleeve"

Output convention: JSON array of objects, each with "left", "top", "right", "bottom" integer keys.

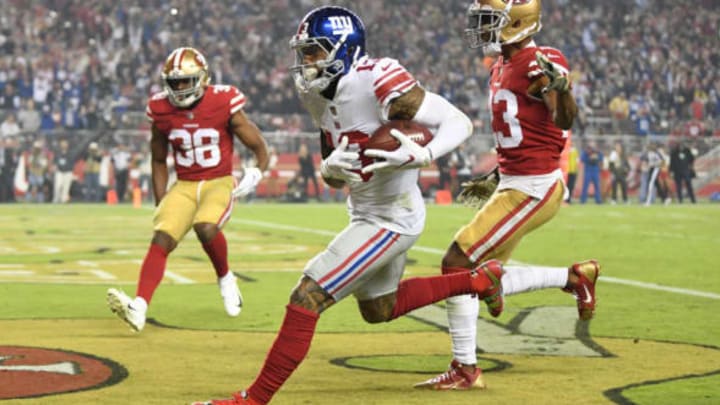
[{"left": 412, "top": 91, "right": 473, "bottom": 160}]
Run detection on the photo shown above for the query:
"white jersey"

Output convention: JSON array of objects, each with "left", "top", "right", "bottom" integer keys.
[{"left": 303, "top": 56, "right": 425, "bottom": 235}]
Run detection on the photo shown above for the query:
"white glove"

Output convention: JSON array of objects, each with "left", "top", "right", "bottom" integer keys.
[
  {"left": 362, "top": 129, "right": 432, "bottom": 173},
  {"left": 320, "top": 136, "right": 361, "bottom": 183},
  {"left": 232, "top": 167, "right": 263, "bottom": 198},
  {"left": 535, "top": 51, "right": 570, "bottom": 94}
]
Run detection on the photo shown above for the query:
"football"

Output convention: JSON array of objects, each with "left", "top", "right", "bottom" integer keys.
[
  {"left": 527, "top": 74, "right": 550, "bottom": 98},
  {"left": 365, "top": 120, "right": 433, "bottom": 151}
]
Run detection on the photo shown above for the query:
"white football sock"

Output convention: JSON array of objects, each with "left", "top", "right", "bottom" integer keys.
[
  {"left": 447, "top": 293, "right": 479, "bottom": 366},
  {"left": 219, "top": 271, "right": 236, "bottom": 284},
  {"left": 501, "top": 265, "right": 568, "bottom": 296}
]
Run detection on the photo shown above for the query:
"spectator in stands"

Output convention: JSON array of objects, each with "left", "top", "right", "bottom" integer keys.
[
  {"left": 0, "top": 0, "right": 716, "bottom": 137},
  {"left": 0, "top": 136, "right": 19, "bottom": 203},
  {"left": 608, "top": 141, "right": 630, "bottom": 204},
  {"left": 634, "top": 107, "right": 653, "bottom": 137},
  {"left": 669, "top": 140, "right": 696, "bottom": 204},
  {"left": 17, "top": 99, "right": 41, "bottom": 133},
  {"left": 565, "top": 144, "right": 579, "bottom": 204},
  {"left": 644, "top": 142, "right": 670, "bottom": 206},
  {"left": 608, "top": 92, "right": 630, "bottom": 133},
  {"left": 0, "top": 83, "right": 20, "bottom": 110},
  {"left": 580, "top": 141, "right": 603, "bottom": 204},
  {"left": 297, "top": 143, "right": 319, "bottom": 201},
  {"left": 111, "top": 144, "right": 131, "bottom": 203},
  {"left": 84, "top": 142, "right": 103, "bottom": 202},
  {"left": 0, "top": 113, "right": 21, "bottom": 139},
  {"left": 25, "top": 140, "right": 49, "bottom": 203},
  {"left": 136, "top": 146, "right": 152, "bottom": 202},
  {"left": 52, "top": 139, "right": 75, "bottom": 203},
  {"left": 436, "top": 153, "right": 452, "bottom": 192}
]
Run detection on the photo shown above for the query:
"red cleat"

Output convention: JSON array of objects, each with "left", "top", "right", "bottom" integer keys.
[
  {"left": 414, "top": 359, "right": 486, "bottom": 390},
  {"left": 471, "top": 259, "right": 504, "bottom": 317},
  {"left": 191, "top": 391, "right": 260, "bottom": 405},
  {"left": 563, "top": 260, "right": 600, "bottom": 321}
]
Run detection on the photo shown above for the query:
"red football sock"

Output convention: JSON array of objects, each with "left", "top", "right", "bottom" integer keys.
[
  {"left": 135, "top": 243, "right": 168, "bottom": 304},
  {"left": 202, "top": 231, "right": 229, "bottom": 278},
  {"left": 247, "top": 304, "right": 319, "bottom": 404},
  {"left": 390, "top": 271, "right": 473, "bottom": 319}
]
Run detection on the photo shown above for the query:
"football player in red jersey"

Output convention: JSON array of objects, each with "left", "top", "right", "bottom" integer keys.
[
  {"left": 414, "top": 0, "right": 601, "bottom": 390},
  {"left": 107, "top": 47, "right": 269, "bottom": 333}
]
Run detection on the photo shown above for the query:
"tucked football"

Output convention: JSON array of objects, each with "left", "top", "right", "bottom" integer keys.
[{"left": 365, "top": 120, "right": 433, "bottom": 151}]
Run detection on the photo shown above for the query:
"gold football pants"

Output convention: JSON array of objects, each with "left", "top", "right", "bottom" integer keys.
[
  {"left": 153, "top": 176, "right": 235, "bottom": 242},
  {"left": 455, "top": 180, "right": 564, "bottom": 264}
]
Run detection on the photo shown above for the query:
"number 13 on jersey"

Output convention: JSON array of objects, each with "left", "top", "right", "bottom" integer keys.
[{"left": 491, "top": 89, "right": 523, "bottom": 149}]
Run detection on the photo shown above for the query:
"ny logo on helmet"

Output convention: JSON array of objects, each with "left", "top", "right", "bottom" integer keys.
[{"left": 328, "top": 16, "right": 354, "bottom": 35}]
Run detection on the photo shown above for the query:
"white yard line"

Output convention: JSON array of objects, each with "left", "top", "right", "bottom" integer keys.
[
  {"left": 235, "top": 219, "right": 720, "bottom": 300},
  {"left": 599, "top": 276, "right": 720, "bottom": 300},
  {"left": 164, "top": 270, "right": 195, "bottom": 284},
  {"left": 0, "top": 270, "right": 34, "bottom": 276},
  {"left": 90, "top": 270, "right": 117, "bottom": 280}
]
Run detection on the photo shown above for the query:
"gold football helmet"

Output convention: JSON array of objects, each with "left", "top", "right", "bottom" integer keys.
[
  {"left": 465, "top": 0, "right": 542, "bottom": 55},
  {"left": 161, "top": 47, "right": 210, "bottom": 107}
]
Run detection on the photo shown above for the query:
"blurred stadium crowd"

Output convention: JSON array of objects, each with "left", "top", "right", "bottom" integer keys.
[
  {"left": 0, "top": 0, "right": 718, "bottom": 134},
  {"left": 0, "top": 0, "right": 719, "bottom": 204}
]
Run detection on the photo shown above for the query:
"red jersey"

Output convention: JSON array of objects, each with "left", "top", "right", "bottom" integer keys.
[
  {"left": 488, "top": 46, "right": 569, "bottom": 175},
  {"left": 146, "top": 84, "right": 246, "bottom": 181}
]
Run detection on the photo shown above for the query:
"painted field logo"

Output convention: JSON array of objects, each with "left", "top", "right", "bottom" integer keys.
[{"left": 0, "top": 346, "right": 127, "bottom": 399}]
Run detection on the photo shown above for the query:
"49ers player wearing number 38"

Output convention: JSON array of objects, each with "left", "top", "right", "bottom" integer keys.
[
  {"left": 414, "top": 0, "right": 601, "bottom": 391},
  {"left": 193, "top": 5, "right": 506, "bottom": 405},
  {"left": 106, "top": 47, "right": 269, "bottom": 333}
]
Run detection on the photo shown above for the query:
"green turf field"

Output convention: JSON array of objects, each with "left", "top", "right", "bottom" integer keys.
[{"left": 1, "top": 202, "right": 719, "bottom": 404}]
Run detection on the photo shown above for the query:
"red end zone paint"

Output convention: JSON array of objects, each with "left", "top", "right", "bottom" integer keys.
[{"left": 0, "top": 346, "right": 127, "bottom": 399}]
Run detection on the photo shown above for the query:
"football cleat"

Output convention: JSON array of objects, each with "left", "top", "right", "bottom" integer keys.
[
  {"left": 414, "top": 359, "right": 486, "bottom": 390},
  {"left": 191, "top": 391, "right": 259, "bottom": 405},
  {"left": 107, "top": 288, "right": 146, "bottom": 332},
  {"left": 470, "top": 259, "right": 505, "bottom": 317},
  {"left": 218, "top": 272, "right": 243, "bottom": 317},
  {"left": 563, "top": 260, "right": 601, "bottom": 321}
]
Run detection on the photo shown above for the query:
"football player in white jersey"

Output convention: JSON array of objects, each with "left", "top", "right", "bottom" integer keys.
[{"left": 193, "top": 6, "right": 506, "bottom": 405}]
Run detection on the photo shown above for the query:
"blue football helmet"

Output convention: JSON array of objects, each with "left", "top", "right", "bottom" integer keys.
[{"left": 289, "top": 6, "right": 366, "bottom": 92}]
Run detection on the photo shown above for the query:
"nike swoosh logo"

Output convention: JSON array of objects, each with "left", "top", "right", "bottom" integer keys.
[
  {"left": 381, "top": 63, "right": 392, "bottom": 71},
  {"left": 582, "top": 284, "right": 593, "bottom": 304},
  {"left": 398, "top": 156, "right": 415, "bottom": 167}
]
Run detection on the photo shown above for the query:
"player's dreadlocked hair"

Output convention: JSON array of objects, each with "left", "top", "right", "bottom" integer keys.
[{"left": 457, "top": 166, "right": 500, "bottom": 209}]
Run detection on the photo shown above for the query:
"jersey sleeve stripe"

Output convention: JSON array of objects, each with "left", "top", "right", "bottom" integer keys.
[
  {"left": 374, "top": 72, "right": 416, "bottom": 102},
  {"left": 373, "top": 67, "right": 405, "bottom": 86},
  {"left": 230, "top": 103, "right": 245, "bottom": 114},
  {"left": 378, "top": 79, "right": 416, "bottom": 105},
  {"left": 231, "top": 94, "right": 245, "bottom": 105},
  {"left": 229, "top": 94, "right": 246, "bottom": 114}
]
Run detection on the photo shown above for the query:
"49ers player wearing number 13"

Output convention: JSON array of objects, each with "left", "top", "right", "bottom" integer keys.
[
  {"left": 106, "top": 47, "right": 269, "bottom": 333},
  {"left": 414, "top": 0, "right": 601, "bottom": 391}
]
